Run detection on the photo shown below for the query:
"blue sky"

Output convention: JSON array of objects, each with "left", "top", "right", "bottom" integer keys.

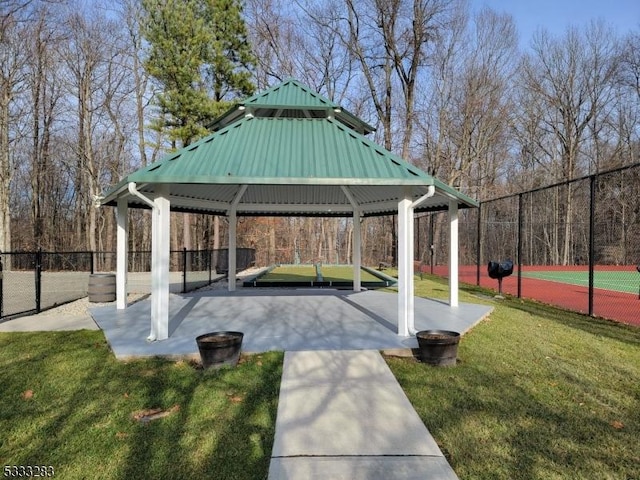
[{"left": 471, "top": 0, "right": 639, "bottom": 47}]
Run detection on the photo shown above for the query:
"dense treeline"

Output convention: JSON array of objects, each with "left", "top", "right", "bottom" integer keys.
[{"left": 1, "top": 0, "right": 638, "bottom": 267}]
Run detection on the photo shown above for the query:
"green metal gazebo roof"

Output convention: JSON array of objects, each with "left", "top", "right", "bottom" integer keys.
[
  {"left": 210, "top": 78, "right": 375, "bottom": 134},
  {"left": 101, "top": 79, "right": 477, "bottom": 216}
]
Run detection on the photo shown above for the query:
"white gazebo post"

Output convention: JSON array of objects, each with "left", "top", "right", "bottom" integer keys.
[
  {"left": 150, "top": 185, "right": 171, "bottom": 340},
  {"left": 342, "top": 186, "right": 362, "bottom": 292},
  {"left": 227, "top": 185, "right": 247, "bottom": 292},
  {"left": 398, "top": 186, "right": 436, "bottom": 336},
  {"left": 116, "top": 197, "right": 128, "bottom": 310},
  {"left": 352, "top": 211, "right": 362, "bottom": 292},
  {"left": 449, "top": 199, "right": 459, "bottom": 307},
  {"left": 228, "top": 209, "right": 237, "bottom": 292},
  {"left": 407, "top": 200, "right": 415, "bottom": 331},
  {"left": 397, "top": 195, "right": 413, "bottom": 336}
]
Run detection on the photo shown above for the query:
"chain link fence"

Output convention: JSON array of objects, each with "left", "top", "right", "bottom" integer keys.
[
  {"left": 426, "top": 163, "right": 640, "bottom": 325},
  {"left": 1, "top": 251, "right": 92, "bottom": 319},
  {"left": 0, "top": 248, "right": 255, "bottom": 320}
]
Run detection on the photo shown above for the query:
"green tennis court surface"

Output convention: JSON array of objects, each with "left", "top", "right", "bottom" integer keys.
[{"left": 520, "top": 270, "right": 639, "bottom": 294}]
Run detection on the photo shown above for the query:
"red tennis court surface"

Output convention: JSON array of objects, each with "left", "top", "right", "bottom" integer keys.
[{"left": 425, "top": 264, "right": 640, "bottom": 328}]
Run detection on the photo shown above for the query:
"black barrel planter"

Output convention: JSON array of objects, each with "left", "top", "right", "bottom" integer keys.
[
  {"left": 88, "top": 273, "right": 116, "bottom": 302},
  {"left": 196, "top": 331, "right": 244, "bottom": 369},
  {"left": 416, "top": 330, "right": 460, "bottom": 366}
]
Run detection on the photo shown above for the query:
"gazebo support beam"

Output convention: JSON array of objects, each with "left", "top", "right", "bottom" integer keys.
[
  {"left": 397, "top": 196, "right": 413, "bottom": 336},
  {"left": 341, "top": 186, "right": 362, "bottom": 292},
  {"left": 228, "top": 210, "right": 237, "bottom": 291},
  {"left": 116, "top": 197, "right": 128, "bottom": 310},
  {"left": 449, "top": 199, "right": 459, "bottom": 307},
  {"left": 227, "top": 185, "right": 247, "bottom": 292},
  {"left": 398, "top": 186, "right": 437, "bottom": 336},
  {"left": 352, "top": 211, "right": 362, "bottom": 292},
  {"left": 126, "top": 182, "right": 171, "bottom": 340},
  {"left": 150, "top": 185, "right": 171, "bottom": 340}
]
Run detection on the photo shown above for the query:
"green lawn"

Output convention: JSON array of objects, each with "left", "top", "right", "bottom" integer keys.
[
  {"left": 387, "top": 275, "right": 640, "bottom": 479},
  {"left": 0, "top": 332, "right": 283, "bottom": 480},
  {"left": 521, "top": 269, "right": 639, "bottom": 294},
  {"left": 1, "top": 277, "right": 639, "bottom": 479}
]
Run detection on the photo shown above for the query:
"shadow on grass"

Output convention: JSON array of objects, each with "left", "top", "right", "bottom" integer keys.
[
  {"left": 116, "top": 356, "right": 283, "bottom": 480},
  {"left": 0, "top": 331, "right": 283, "bottom": 480},
  {"left": 502, "top": 296, "right": 640, "bottom": 347},
  {"left": 388, "top": 346, "right": 640, "bottom": 479}
]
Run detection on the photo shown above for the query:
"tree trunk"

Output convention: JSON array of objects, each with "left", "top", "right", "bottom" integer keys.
[{"left": 0, "top": 82, "right": 12, "bottom": 254}]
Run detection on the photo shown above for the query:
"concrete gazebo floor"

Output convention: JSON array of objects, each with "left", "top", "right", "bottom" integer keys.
[{"left": 89, "top": 287, "right": 493, "bottom": 360}]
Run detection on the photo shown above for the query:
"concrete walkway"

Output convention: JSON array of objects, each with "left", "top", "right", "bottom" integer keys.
[
  {"left": 268, "top": 350, "right": 458, "bottom": 479},
  {"left": 0, "top": 313, "right": 99, "bottom": 332}
]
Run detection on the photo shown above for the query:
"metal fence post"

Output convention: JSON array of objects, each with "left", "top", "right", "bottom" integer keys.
[
  {"left": 476, "top": 203, "right": 482, "bottom": 286},
  {"left": 0, "top": 255, "right": 3, "bottom": 317},
  {"left": 182, "top": 247, "right": 187, "bottom": 293},
  {"left": 517, "top": 193, "right": 523, "bottom": 298},
  {"left": 35, "top": 249, "right": 42, "bottom": 313},
  {"left": 208, "top": 249, "right": 212, "bottom": 285},
  {"left": 90, "top": 251, "right": 95, "bottom": 274},
  {"left": 588, "top": 175, "right": 596, "bottom": 316}
]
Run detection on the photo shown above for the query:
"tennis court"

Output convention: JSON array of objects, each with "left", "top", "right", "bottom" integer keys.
[
  {"left": 521, "top": 269, "right": 638, "bottom": 295},
  {"left": 430, "top": 264, "right": 640, "bottom": 327}
]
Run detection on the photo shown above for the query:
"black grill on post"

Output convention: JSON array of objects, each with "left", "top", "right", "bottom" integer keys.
[{"left": 488, "top": 259, "right": 514, "bottom": 296}]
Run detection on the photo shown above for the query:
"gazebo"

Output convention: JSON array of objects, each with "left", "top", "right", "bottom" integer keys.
[{"left": 100, "top": 79, "right": 477, "bottom": 341}]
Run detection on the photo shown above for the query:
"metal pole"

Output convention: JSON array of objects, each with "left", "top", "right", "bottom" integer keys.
[
  {"left": 416, "top": 215, "right": 420, "bottom": 263},
  {"left": 588, "top": 175, "right": 595, "bottom": 316},
  {"left": 35, "top": 249, "right": 42, "bottom": 313},
  {"left": 476, "top": 203, "right": 482, "bottom": 286},
  {"left": 429, "top": 214, "right": 435, "bottom": 275},
  {"left": 0, "top": 255, "right": 3, "bottom": 317},
  {"left": 182, "top": 247, "right": 187, "bottom": 293},
  {"left": 517, "top": 194, "right": 523, "bottom": 298}
]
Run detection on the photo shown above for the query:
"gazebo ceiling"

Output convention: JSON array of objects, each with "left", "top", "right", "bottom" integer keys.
[
  {"left": 103, "top": 182, "right": 465, "bottom": 217},
  {"left": 100, "top": 79, "right": 477, "bottom": 216}
]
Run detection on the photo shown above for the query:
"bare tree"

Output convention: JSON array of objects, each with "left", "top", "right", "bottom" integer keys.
[
  {"left": 619, "top": 29, "right": 640, "bottom": 102},
  {"left": 25, "top": 6, "right": 65, "bottom": 248},
  {"left": 431, "top": 7, "right": 517, "bottom": 195},
  {"left": 245, "top": 0, "right": 300, "bottom": 88},
  {"left": 0, "top": 13, "right": 28, "bottom": 254},
  {"left": 518, "top": 23, "right": 620, "bottom": 264},
  {"left": 61, "top": 8, "right": 129, "bottom": 251}
]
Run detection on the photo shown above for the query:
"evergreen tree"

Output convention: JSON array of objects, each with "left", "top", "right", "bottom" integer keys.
[
  {"left": 142, "top": 0, "right": 255, "bottom": 147},
  {"left": 201, "top": 0, "right": 255, "bottom": 103}
]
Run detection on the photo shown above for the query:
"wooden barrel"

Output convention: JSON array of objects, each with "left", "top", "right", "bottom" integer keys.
[
  {"left": 416, "top": 330, "right": 460, "bottom": 367},
  {"left": 196, "top": 331, "right": 244, "bottom": 369},
  {"left": 88, "top": 273, "right": 116, "bottom": 303}
]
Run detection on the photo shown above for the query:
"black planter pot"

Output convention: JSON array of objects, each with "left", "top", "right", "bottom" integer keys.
[
  {"left": 416, "top": 330, "right": 460, "bottom": 366},
  {"left": 196, "top": 331, "right": 244, "bottom": 369}
]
